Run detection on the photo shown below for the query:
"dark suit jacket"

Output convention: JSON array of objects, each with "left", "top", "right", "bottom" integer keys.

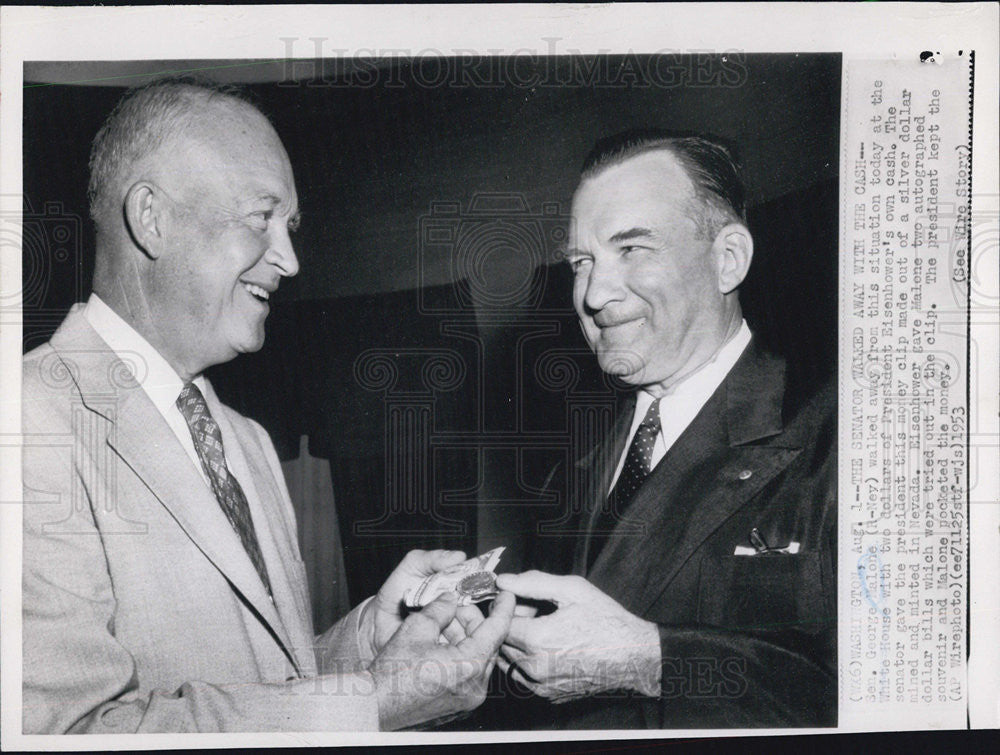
[{"left": 521, "top": 341, "right": 837, "bottom": 729}]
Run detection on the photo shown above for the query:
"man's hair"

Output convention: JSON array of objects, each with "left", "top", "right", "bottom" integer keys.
[
  {"left": 87, "top": 77, "right": 261, "bottom": 226},
  {"left": 580, "top": 129, "right": 746, "bottom": 239}
]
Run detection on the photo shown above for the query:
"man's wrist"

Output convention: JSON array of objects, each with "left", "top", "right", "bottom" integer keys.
[
  {"left": 371, "top": 665, "right": 395, "bottom": 731},
  {"left": 357, "top": 596, "right": 378, "bottom": 662}
]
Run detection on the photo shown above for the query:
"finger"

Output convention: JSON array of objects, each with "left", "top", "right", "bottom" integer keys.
[
  {"left": 425, "top": 549, "right": 467, "bottom": 574},
  {"left": 461, "top": 591, "right": 515, "bottom": 656},
  {"left": 441, "top": 618, "right": 468, "bottom": 645},
  {"left": 513, "top": 604, "right": 539, "bottom": 618},
  {"left": 495, "top": 571, "right": 586, "bottom": 604},
  {"left": 456, "top": 604, "right": 485, "bottom": 635},
  {"left": 551, "top": 692, "right": 587, "bottom": 705},
  {"left": 400, "top": 548, "right": 467, "bottom": 577},
  {"left": 520, "top": 677, "right": 542, "bottom": 695},
  {"left": 396, "top": 548, "right": 427, "bottom": 572},
  {"left": 499, "top": 643, "right": 528, "bottom": 665},
  {"left": 409, "top": 592, "right": 459, "bottom": 635},
  {"left": 483, "top": 656, "right": 497, "bottom": 680},
  {"left": 498, "top": 653, "right": 527, "bottom": 686},
  {"left": 504, "top": 657, "right": 541, "bottom": 688},
  {"left": 503, "top": 615, "right": 541, "bottom": 651}
]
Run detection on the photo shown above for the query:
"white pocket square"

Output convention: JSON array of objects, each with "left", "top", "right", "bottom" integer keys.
[{"left": 733, "top": 541, "right": 800, "bottom": 556}]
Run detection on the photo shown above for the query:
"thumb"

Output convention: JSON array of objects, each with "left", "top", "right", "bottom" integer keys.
[
  {"left": 397, "top": 548, "right": 466, "bottom": 578},
  {"left": 495, "top": 570, "right": 585, "bottom": 604},
  {"left": 463, "top": 591, "right": 515, "bottom": 656},
  {"left": 415, "top": 548, "right": 468, "bottom": 576},
  {"left": 412, "top": 591, "right": 459, "bottom": 634}
]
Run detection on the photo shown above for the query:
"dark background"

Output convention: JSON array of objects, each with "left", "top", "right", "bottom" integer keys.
[{"left": 21, "top": 54, "right": 840, "bottom": 612}]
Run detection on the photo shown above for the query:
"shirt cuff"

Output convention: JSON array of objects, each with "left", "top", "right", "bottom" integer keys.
[{"left": 355, "top": 595, "right": 377, "bottom": 666}]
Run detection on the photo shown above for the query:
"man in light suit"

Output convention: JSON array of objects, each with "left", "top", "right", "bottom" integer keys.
[
  {"left": 21, "top": 79, "right": 513, "bottom": 734},
  {"left": 497, "top": 131, "right": 837, "bottom": 727}
]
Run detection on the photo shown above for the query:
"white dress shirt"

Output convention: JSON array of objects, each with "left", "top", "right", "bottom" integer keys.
[
  {"left": 609, "top": 319, "right": 753, "bottom": 492},
  {"left": 83, "top": 294, "right": 211, "bottom": 485}
]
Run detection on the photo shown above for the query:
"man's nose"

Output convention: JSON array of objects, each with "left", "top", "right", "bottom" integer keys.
[
  {"left": 582, "top": 257, "right": 624, "bottom": 313},
  {"left": 267, "top": 225, "right": 300, "bottom": 277}
]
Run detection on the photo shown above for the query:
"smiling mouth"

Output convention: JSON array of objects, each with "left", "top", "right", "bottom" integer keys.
[
  {"left": 241, "top": 281, "right": 271, "bottom": 303},
  {"left": 597, "top": 316, "right": 644, "bottom": 331}
]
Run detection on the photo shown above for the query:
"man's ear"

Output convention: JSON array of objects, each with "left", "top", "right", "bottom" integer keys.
[
  {"left": 712, "top": 223, "right": 753, "bottom": 295},
  {"left": 123, "top": 181, "right": 165, "bottom": 259}
]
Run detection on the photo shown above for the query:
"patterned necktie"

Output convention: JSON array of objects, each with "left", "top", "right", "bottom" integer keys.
[
  {"left": 587, "top": 398, "right": 661, "bottom": 572},
  {"left": 176, "top": 383, "right": 273, "bottom": 596}
]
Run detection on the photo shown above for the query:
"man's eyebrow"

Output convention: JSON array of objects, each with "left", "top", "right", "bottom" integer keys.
[
  {"left": 250, "top": 194, "right": 301, "bottom": 229},
  {"left": 252, "top": 193, "right": 282, "bottom": 207},
  {"left": 608, "top": 227, "right": 657, "bottom": 243}
]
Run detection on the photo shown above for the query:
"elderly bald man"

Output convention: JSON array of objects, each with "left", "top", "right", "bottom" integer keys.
[{"left": 21, "top": 78, "right": 512, "bottom": 734}]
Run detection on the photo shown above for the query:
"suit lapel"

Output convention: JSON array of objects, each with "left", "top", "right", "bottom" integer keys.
[
  {"left": 214, "top": 402, "right": 315, "bottom": 674},
  {"left": 587, "top": 344, "right": 804, "bottom": 616},
  {"left": 570, "top": 393, "right": 635, "bottom": 576},
  {"left": 49, "top": 310, "right": 299, "bottom": 666}
]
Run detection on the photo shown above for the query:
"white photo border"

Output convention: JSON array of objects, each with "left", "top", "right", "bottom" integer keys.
[{"left": 1, "top": 3, "right": 997, "bottom": 749}]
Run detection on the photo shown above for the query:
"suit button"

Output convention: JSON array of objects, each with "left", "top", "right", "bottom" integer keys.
[{"left": 738, "top": 469, "right": 753, "bottom": 480}]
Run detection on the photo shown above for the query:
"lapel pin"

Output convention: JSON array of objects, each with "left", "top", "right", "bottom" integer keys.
[{"left": 738, "top": 469, "right": 753, "bottom": 480}]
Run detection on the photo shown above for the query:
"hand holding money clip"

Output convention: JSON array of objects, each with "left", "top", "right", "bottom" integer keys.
[{"left": 403, "top": 547, "right": 506, "bottom": 608}]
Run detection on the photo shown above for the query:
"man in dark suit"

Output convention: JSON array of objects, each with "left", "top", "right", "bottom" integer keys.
[{"left": 497, "top": 131, "right": 837, "bottom": 728}]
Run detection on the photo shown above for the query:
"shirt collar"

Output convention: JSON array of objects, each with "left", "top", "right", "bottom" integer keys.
[
  {"left": 83, "top": 293, "right": 207, "bottom": 414},
  {"left": 638, "top": 318, "right": 753, "bottom": 408}
]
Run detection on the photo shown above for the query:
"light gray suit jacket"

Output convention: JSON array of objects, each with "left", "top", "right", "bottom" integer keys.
[{"left": 21, "top": 307, "right": 378, "bottom": 733}]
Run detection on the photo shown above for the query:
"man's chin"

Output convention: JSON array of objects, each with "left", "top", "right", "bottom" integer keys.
[
  {"left": 596, "top": 350, "right": 646, "bottom": 381},
  {"left": 235, "top": 340, "right": 265, "bottom": 355},
  {"left": 231, "top": 328, "right": 267, "bottom": 356}
]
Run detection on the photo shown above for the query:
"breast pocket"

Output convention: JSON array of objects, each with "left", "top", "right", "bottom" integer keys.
[{"left": 696, "top": 553, "right": 824, "bottom": 633}]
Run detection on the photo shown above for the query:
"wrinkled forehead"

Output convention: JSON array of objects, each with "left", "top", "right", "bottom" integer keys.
[{"left": 569, "top": 151, "right": 698, "bottom": 237}]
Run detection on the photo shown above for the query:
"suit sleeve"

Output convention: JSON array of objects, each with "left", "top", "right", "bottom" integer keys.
[
  {"left": 21, "top": 393, "right": 380, "bottom": 734},
  {"left": 314, "top": 598, "right": 377, "bottom": 674},
  {"left": 652, "top": 614, "right": 836, "bottom": 727}
]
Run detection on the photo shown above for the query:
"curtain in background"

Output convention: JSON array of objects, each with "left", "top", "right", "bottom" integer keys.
[{"left": 281, "top": 435, "right": 352, "bottom": 630}]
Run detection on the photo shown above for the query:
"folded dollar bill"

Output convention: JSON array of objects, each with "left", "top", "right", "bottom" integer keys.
[{"left": 403, "top": 547, "right": 505, "bottom": 608}]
